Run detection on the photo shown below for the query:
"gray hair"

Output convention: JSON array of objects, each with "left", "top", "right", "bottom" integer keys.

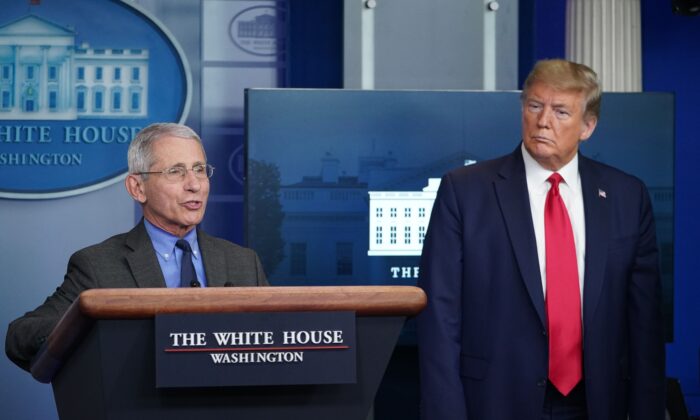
[{"left": 127, "top": 123, "right": 204, "bottom": 175}]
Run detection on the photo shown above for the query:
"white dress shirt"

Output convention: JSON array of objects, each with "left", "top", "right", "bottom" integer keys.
[{"left": 521, "top": 144, "right": 586, "bottom": 303}]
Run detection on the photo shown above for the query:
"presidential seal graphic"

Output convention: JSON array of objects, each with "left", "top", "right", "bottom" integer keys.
[
  {"left": 229, "top": 5, "right": 285, "bottom": 57},
  {"left": 0, "top": 0, "right": 190, "bottom": 199}
]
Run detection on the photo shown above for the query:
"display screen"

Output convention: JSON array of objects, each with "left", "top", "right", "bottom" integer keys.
[{"left": 245, "top": 89, "right": 674, "bottom": 341}]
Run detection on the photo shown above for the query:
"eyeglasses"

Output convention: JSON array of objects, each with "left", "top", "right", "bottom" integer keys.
[{"left": 136, "top": 164, "right": 215, "bottom": 181}]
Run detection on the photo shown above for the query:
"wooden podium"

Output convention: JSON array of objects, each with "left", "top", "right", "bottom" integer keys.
[{"left": 30, "top": 286, "right": 426, "bottom": 420}]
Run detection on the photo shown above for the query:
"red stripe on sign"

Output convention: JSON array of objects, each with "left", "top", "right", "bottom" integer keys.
[{"left": 165, "top": 345, "right": 350, "bottom": 353}]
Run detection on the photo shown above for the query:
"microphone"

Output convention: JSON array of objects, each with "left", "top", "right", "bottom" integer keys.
[{"left": 190, "top": 280, "right": 201, "bottom": 288}]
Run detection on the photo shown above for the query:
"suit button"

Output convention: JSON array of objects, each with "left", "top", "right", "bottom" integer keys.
[{"left": 537, "top": 379, "right": 547, "bottom": 387}]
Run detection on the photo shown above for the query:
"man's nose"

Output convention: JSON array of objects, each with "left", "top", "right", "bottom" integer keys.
[
  {"left": 183, "top": 169, "right": 201, "bottom": 191},
  {"left": 537, "top": 107, "right": 552, "bottom": 128}
]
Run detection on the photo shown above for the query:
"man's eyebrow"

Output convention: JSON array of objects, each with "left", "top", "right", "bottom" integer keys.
[
  {"left": 551, "top": 102, "right": 573, "bottom": 110},
  {"left": 168, "top": 161, "right": 206, "bottom": 167}
]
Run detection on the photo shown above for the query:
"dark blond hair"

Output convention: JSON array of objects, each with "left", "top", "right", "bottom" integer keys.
[{"left": 521, "top": 59, "right": 601, "bottom": 120}]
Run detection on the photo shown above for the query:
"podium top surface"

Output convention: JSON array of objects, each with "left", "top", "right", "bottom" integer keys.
[{"left": 77, "top": 285, "right": 426, "bottom": 318}]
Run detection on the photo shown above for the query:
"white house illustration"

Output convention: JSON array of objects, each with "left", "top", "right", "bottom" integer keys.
[
  {"left": 368, "top": 178, "right": 441, "bottom": 256},
  {"left": 238, "top": 14, "right": 277, "bottom": 39},
  {"left": 0, "top": 15, "right": 148, "bottom": 120}
]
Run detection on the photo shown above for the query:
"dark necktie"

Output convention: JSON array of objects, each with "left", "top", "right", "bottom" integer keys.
[
  {"left": 175, "top": 239, "right": 199, "bottom": 288},
  {"left": 544, "top": 173, "right": 582, "bottom": 395}
]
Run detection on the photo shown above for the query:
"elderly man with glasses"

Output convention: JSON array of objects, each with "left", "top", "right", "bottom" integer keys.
[{"left": 6, "top": 123, "right": 268, "bottom": 372}]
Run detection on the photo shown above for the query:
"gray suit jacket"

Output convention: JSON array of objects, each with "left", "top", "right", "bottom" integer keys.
[{"left": 5, "top": 221, "right": 267, "bottom": 371}]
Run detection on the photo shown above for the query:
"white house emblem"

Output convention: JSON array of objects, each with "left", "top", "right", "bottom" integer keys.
[
  {"left": 0, "top": 15, "right": 149, "bottom": 121},
  {"left": 0, "top": 1, "right": 190, "bottom": 199}
]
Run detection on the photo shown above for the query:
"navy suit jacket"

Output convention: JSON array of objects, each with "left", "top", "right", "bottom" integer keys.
[{"left": 417, "top": 147, "right": 665, "bottom": 420}]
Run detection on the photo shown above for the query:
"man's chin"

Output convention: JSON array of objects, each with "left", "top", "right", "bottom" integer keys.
[
  {"left": 526, "top": 147, "right": 561, "bottom": 170},
  {"left": 525, "top": 143, "right": 553, "bottom": 158},
  {"left": 180, "top": 214, "right": 204, "bottom": 229}
]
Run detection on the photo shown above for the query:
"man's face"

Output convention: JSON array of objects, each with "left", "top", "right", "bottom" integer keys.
[
  {"left": 521, "top": 82, "right": 597, "bottom": 171},
  {"left": 130, "top": 135, "right": 209, "bottom": 237}
]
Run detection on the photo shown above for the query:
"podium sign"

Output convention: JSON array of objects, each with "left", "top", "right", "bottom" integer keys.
[
  {"left": 155, "top": 311, "right": 356, "bottom": 388},
  {"left": 32, "top": 287, "right": 425, "bottom": 420}
]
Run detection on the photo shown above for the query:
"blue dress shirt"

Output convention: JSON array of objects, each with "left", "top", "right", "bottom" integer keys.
[{"left": 143, "top": 219, "right": 208, "bottom": 287}]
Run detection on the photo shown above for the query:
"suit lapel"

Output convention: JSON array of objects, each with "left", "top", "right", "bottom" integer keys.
[
  {"left": 125, "top": 220, "right": 166, "bottom": 288},
  {"left": 198, "top": 229, "right": 227, "bottom": 287},
  {"left": 579, "top": 157, "right": 609, "bottom": 328},
  {"left": 493, "top": 148, "right": 546, "bottom": 327}
]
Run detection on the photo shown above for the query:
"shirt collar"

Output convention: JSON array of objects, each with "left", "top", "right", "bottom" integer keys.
[
  {"left": 521, "top": 142, "right": 580, "bottom": 192},
  {"left": 143, "top": 219, "right": 200, "bottom": 262}
]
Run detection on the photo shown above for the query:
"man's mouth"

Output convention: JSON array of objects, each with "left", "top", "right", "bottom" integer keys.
[
  {"left": 532, "top": 135, "right": 553, "bottom": 144},
  {"left": 182, "top": 200, "right": 202, "bottom": 210}
]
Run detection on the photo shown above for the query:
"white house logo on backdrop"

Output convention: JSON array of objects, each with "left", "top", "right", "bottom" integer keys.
[
  {"left": 0, "top": 1, "right": 190, "bottom": 199},
  {"left": 368, "top": 178, "right": 440, "bottom": 257},
  {"left": 0, "top": 16, "right": 149, "bottom": 121},
  {"left": 229, "top": 6, "right": 284, "bottom": 57},
  {"left": 367, "top": 160, "right": 477, "bottom": 257},
  {"left": 366, "top": 159, "right": 476, "bottom": 281}
]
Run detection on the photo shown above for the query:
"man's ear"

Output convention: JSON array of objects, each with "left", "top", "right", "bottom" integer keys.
[
  {"left": 125, "top": 174, "right": 147, "bottom": 203},
  {"left": 579, "top": 115, "right": 598, "bottom": 142}
]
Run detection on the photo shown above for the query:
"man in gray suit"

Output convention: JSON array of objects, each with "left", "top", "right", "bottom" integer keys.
[{"left": 6, "top": 123, "right": 268, "bottom": 371}]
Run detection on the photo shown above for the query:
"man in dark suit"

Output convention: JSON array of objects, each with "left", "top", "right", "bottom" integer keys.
[
  {"left": 6, "top": 123, "right": 267, "bottom": 372},
  {"left": 417, "top": 60, "right": 665, "bottom": 419}
]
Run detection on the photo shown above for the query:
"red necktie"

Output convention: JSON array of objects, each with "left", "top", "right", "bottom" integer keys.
[{"left": 545, "top": 173, "right": 582, "bottom": 395}]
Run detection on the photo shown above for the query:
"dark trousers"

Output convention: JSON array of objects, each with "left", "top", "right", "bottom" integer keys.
[{"left": 541, "top": 381, "right": 588, "bottom": 420}]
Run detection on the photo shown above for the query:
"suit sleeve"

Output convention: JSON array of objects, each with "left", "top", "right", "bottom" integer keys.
[
  {"left": 628, "top": 183, "right": 666, "bottom": 420},
  {"left": 253, "top": 252, "right": 269, "bottom": 286},
  {"left": 417, "top": 173, "right": 468, "bottom": 420},
  {"left": 5, "top": 250, "right": 96, "bottom": 372}
]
